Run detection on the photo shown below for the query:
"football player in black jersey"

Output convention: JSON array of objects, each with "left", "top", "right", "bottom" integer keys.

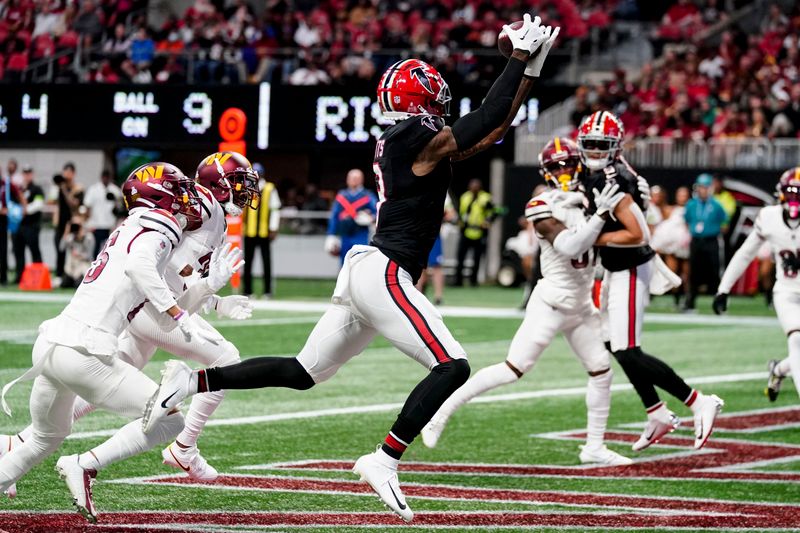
[
  {"left": 144, "top": 14, "right": 559, "bottom": 522},
  {"left": 578, "top": 110, "right": 724, "bottom": 452}
]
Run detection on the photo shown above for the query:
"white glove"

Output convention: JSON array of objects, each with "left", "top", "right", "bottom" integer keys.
[
  {"left": 525, "top": 26, "right": 560, "bottom": 77},
  {"left": 501, "top": 13, "right": 541, "bottom": 53},
  {"left": 216, "top": 295, "right": 253, "bottom": 320},
  {"left": 324, "top": 234, "right": 341, "bottom": 255},
  {"left": 593, "top": 182, "right": 624, "bottom": 217},
  {"left": 637, "top": 175, "right": 651, "bottom": 209},
  {"left": 174, "top": 310, "right": 218, "bottom": 345},
  {"left": 206, "top": 242, "right": 245, "bottom": 292},
  {"left": 354, "top": 210, "right": 374, "bottom": 227}
]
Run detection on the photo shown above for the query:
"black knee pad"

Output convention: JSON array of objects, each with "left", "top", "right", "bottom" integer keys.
[
  {"left": 612, "top": 347, "right": 642, "bottom": 367},
  {"left": 433, "top": 358, "right": 471, "bottom": 388}
]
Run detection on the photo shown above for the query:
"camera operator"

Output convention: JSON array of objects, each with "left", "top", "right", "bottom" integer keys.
[
  {"left": 82, "top": 169, "right": 123, "bottom": 257},
  {"left": 12, "top": 164, "right": 44, "bottom": 284},
  {"left": 58, "top": 216, "right": 95, "bottom": 288},
  {"left": 48, "top": 162, "right": 84, "bottom": 281}
]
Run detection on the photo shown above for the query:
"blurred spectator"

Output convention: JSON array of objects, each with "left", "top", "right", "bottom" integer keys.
[
  {"left": 49, "top": 162, "right": 84, "bottom": 282},
  {"left": 73, "top": 0, "right": 104, "bottom": 43},
  {"left": 59, "top": 216, "right": 95, "bottom": 288},
  {"left": 1, "top": 171, "right": 25, "bottom": 286},
  {"left": 683, "top": 174, "right": 729, "bottom": 311},
  {"left": 5, "top": 159, "right": 22, "bottom": 188},
  {"left": 418, "top": 195, "right": 457, "bottom": 306},
  {"left": 289, "top": 59, "right": 331, "bottom": 85},
  {"left": 455, "top": 178, "right": 495, "bottom": 287},
  {"left": 12, "top": 164, "right": 44, "bottom": 284},
  {"left": 651, "top": 185, "right": 691, "bottom": 308},
  {"left": 297, "top": 183, "right": 329, "bottom": 234},
  {"left": 324, "top": 169, "right": 377, "bottom": 265},
  {"left": 130, "top": 27, "right": 155, "bottom": 66},
  {"left": 83, "top": 169, "right": 123, "bottom": 257},
  {"left": 103, "top": 23, "right": 132, "bottom": 58},
  {"left": 712, "top": 175, "right": 737, "bottom": 220},
  {"left": 242, "top": 165, "right": 281, "bottom": 299}
]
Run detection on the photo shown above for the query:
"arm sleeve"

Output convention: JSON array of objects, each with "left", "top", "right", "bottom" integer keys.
[
  {"left": 552, "top": 214, "right": 606, "bottom": 257},
  {"left": 124, "top": 232, "right": 179, "bottom": 312},
  {"left": 450, "top": 57, "right": 526, "bottom": 151},
  {"left": 269, "top": 187, "right": 281, "bottom": 232},
  {"left": 27, "top": 191, "right": 45, "bottom": 215},
  {"left": 718, "top": 229, "right": 764, "bottom": 294},
  {"left": 327, "top": 198, "right": 340, "bottom": 235}
]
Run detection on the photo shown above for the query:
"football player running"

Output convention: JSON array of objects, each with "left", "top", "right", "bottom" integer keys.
[
  {"left": 422, "top": 138, "right": 632, "bottom": 466},
  {"left": 0, "top": 152, "right": 256, "bottom": 486},
  {"left": 0, "top": 164, "right": 212, "bottom": 522},
  {"left": 143, "top": 14, "right": 559, "bottom": 522},
  {"left": 713, "top": 168, "right": 800, "bottom": 402},
  {"left": 578, "top": 111, "right": 723, "bottom": 451}
]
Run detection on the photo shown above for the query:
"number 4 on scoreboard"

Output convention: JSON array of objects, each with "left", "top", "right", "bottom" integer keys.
[{"left": 22, "top": 93, "right": 48, "bottom": 135}]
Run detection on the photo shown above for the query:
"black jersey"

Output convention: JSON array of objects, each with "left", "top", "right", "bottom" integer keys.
[
  {"left": 371, "top": 114, "right": 451, "bottom": 282},
  {"left": 582, "top": 158, "right": 655, "bottom": 272}
]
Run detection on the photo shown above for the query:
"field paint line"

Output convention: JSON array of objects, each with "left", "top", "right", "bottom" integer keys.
[
  {"left": 0, "top": 291, "right": 779, "bottom": 326},
  {"left": 66, "top": 370, "right": 767, "bottom": 440}
]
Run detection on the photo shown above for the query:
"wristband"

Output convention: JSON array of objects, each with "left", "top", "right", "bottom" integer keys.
[{"left": 173, "top": 310, "right": 186, "bottom": 321}]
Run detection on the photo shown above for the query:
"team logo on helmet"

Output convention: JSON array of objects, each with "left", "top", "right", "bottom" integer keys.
[{"left": 410, "top": 66, "right": 434, "bottom": 94}]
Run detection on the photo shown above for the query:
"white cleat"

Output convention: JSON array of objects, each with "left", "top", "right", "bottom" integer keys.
[
  {"left": 632, "top": 412, "right": 680, "bottom": 451},
  {"left": 0, "top": 435, "right": 17, "bottom": 498},
  {"left": 56, "top": 455, "right": 98, "bottom": 523},
  {"left": 353, "top": 449, "right": 414, "bottom": 523},
  {"left": 162, "top": 443, "right": 219, "bottom": 482},
  {"left": 143, "top": 360, "right": 193, "bottom": 434},
  {"left": 693, "top": 394, "right": 724, "bottom": 450},
  {"left": 579, "top": 444, "right": 633, "bottom": 467},
  {"left": 421, "top": 416, "right": 448, "bottom": 449}
]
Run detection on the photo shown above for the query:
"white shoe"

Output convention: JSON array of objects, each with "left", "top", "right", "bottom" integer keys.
[
  {"left": 0, "top": 435, "right": 17, "bottom": 498},
  {"left": 143, "top": 360, "right": 193, "bottom": 434},
  {"left": 421, "top": 416, "right": 448, "bottom": 449},
  {"left": 632, "top": 411, "right": 680, "bottom": 451},
  {"left": 56, "top": 455, "right": 98, "bottom": 523},
  {"left": 579, "top": 444, "right": 633, "bottom": 466},
  {"left": 693, "top": 394, "right": 724, "bottom": 449},
  {"left": 353, "top": 448, "right": 413, "bottom": 522},
  {"left": 162, "top": 443, "right": 219, "bottom": 481}
]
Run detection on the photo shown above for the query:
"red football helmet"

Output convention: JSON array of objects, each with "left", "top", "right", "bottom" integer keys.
[
  {"left": 777, "top": 167, "right": 800, "bottom": 219},
  {"left": 196, "top": 151, "right": 261, "bottom": 215},
  {"left": 577, "top": 111, "right": 625, "bottom": 171},
  {"left": 377, "top": 59, "right": 451, "bottom": 120},
  {"left": 122, "top": 162, "right": 201, "bottom": 227},
  {"left": 539, "top": 137, "right": 582, "bottom": 192}
]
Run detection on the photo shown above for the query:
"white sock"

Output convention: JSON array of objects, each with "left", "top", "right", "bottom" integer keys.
[
  {"left": 686, "top": 390, "right": 706, "bottom": 415},
  {"left": 788, "top": 332, "right": 800, "bottom": 399},
  {"left": 585, "top": 369, "right": 612, "bottom": 449},
  {"left": 434, "top": 362, "right": 519, "bottom": 423},
  {"left": 84, "top": 413, "right": 184, "bottom": 471},
  {"left": 776, "top": 357, "right": 791, "bottom": 377},
  {"left": 176, "top": 391, "right": 225, "bottom": 447},
  {"left": 646, "top": 401, "right": 670, "bottom": 421},
  {"left": 0, "top": 433, "right": 63, "bottom": 490}
]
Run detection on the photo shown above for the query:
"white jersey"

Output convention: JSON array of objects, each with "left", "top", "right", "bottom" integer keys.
[
  {"left": 55, "top": 208, "right": 181, "bottom": 344},
  {"left": 720, "top": 205, "right": 800, "bottom": 295},
  {"left": 526, "top": 190, "right": 594, "bottom": 311},
  {"left": 164, "top": 184, "right": 227, "bottom": 294}
]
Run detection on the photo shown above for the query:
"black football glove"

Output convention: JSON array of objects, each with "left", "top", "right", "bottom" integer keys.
[{"left": 712, "top": 293, "right": 728, "bottom": 315}]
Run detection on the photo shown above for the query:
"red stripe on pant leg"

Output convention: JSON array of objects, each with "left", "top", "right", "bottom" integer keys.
[
  {"left": 628, "top": 267, "right": 637, "bottom": 349},
  {"left": 385, "top": 261, "right": 451, "bottom": 364}
]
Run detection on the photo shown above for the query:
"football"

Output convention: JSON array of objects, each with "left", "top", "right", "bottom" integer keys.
[{"left": 497, "top": 20, "right": 524, "bottom": 58}]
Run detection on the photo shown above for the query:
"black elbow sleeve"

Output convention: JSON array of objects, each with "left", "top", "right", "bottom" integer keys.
[{"left": 451, "top": 57, "right": 526, "bottom": 151}]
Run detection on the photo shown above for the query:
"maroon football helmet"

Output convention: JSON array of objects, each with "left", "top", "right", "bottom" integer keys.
[
  {"left": 539, "top": 137, "right": 583, "bottom": 192},
  {"left": 577, "top": 111, "right": 625, "bottom": 171},
  {"left": 122, "top": 162, "right": 201, "bottom": 227},
  {"left": 196, "top": 151, "right": 261, "bottom": 215},
  {"left": 778, "top": 167, "right": 800, "bottom": 219},
  {"left": 377, "top": 59, "right": 451, "bottom": 120}
]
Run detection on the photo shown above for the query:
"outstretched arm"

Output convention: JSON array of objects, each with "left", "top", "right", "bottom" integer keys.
[
  {"left": 717, "top": 229, "right": 764, "bottom": 295},
  {"left": 595, "top": 195, "right": 650, "bottom": 247}
]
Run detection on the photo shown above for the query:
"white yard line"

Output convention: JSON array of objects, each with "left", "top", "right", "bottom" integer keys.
[{"left": 66, "top": 370, "right": 766, "bottom": 440}]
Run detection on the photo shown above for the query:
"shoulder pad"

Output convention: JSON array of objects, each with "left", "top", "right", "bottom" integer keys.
[
  {"left": 195, "top": 185, "right": 217, "bottom": 221},
  {"left": 139, "top": 209, "right": 182, "bottom": 246},
  {"left": 525, "top": 196, "right": 553, "bottom": 222}
]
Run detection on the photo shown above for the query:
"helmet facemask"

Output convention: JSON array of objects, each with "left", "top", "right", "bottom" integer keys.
[
  {"left": 782, "top": 185, "right": 800, "bottom": 220},
  {"left": 225, "top": 169, "right": 261, "bottom": 216},
  {"left": 543, "top": 159, "right": 582, "bottom": 192},
  {"left": 578, "top": 137, "right": 619, "bottom": 171},
  {"left": 173, "top": 179, "right": 202, "bottom": 229}
]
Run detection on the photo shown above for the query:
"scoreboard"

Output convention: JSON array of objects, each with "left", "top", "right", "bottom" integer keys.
[{"left": 0, "top": 84, "right": 270, "bottom": 148}]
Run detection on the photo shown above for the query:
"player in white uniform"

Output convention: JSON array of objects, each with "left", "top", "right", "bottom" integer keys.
[
  {"left": 0, "top": 163, "right": 217, "bottom": 522},
  {"left": 714, "top": 167, "right": 800, "bottom": 401},
  {"left": 0, "top": 152, "right": 257, "bottom": 484},
  {"left": 421, "top": 138, "right": 631, "bottom": 466}
]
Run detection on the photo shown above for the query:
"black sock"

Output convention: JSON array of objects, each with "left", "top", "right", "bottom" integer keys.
[
  {"left": 613, "top": 347, "right": 693, "bottom": 407},
  {"left": 203, "top": 357, "right": 315, "bottom": 392},
  {"left": 612, "top": 348, "right": 661, "bottom": 409},
  {"left": 381, "top": 359, "right": 470, "bottom": 459},
  {"left": 639, "top": 349, "right": 693, "bottom": 401}
]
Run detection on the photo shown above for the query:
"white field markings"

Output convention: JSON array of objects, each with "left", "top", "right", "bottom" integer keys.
[{"left": 65, "top": 370, "right": 767, "bottom": 440}]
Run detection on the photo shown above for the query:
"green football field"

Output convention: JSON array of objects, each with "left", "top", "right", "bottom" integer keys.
[{"left": 0, "top": 281, "right": 798, "bottom": 532}]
